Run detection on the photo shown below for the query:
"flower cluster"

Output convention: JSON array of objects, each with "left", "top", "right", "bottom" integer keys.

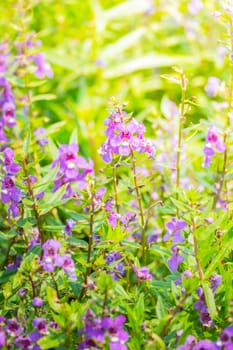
[
  {"left": 0, "top": 316, "right": 49, "bottom": 349},
  {"left": 99, "top": 107, "right": 155, "bottom": 163},
  {"left": 0, "top": 148, "right": 21, "bottom": 219},
  {"left": 178, "top": 325, "right": 233, "bottom": 349},
  {"left": 194, "top": 275, "right": 222, "bottom": 327},
  {"left": 34, "top": 128, "right": 48, "bottom": 152},
  {"left": 134, "top": 266, "right": 153, "bottom": 282},
  {"left": 41, "top": 239, "right": 76, "bottom": 280},
  {"left": 106, "top": 251, "right": 125, "bottom": 280},
  {"left": 52, "top": 144, "right": 94, "bottom": 198},
  {"left": 0, "top": 77, "right": 15, "bottom": 142},
  {"left": 78, "top": 310, "right": 129, "bottom": 350},
  {"left": 164, "top": 217, "right": 187, "bottom": 272},
  {"left": 164, "top": 217, "right": 187, "bottom": 243},
  {"left": 0, "top": 43, "right": 16, "bottom": 140},
  {"left": 203, "top": 126, "right": 226, "bottom": 168}
]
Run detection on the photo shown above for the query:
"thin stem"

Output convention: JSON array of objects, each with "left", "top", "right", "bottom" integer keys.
[
  {"left": 86, "top": 195, "right": 95, "bottom": 282},
  {"left": 176, "top": 73, "right": 186, "bottom": 191},
  {"left": 29, "top": 274, "right": 38, "bottom": 315},
  {"left": 51, "top": 273, "right": 60, "bottom": 299},
  {"left": 102, "top": 287, "right": 108, "bottom": 317},
  {"left": 130, "top": 147, "right": 146, "bottom": 263},
  {"left": 160, "top": 295, "right": 187, "bottom": 337},
  {"left": 78, "top": 192, "right": 95, "bottom": 301},
  {"left": 22, "top": 158, "right": 44, "bottom": 245},
  {"left": 192, "top": 218, "right": 204, "bottom": 282},
  {"left": 111, "top": 154, "right": 119, "bottom": 213}
]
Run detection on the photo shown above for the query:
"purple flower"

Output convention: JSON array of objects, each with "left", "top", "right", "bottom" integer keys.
[
  {"left": 219, "top": 326, "right": 233, "bottom": 348},
  {"left": 14, "top": 336, "right": 32, "bottom": 350},
  {"left": 1, "top": 177, "right": 21, "bottom": 219},
  {"left": 210, "top": 274, "right": 222, "bottom": 293},
  {"left": 168, "top": 245, "right": 184, "bottom": 272},
  {"left": 164, "top": 218, "right": 187, "bottom": 243},
  {"left": 2, "top": 148, "right": 20, "bottom": 175},
  {"left": 32, "top": 297, "right": 43, "bottom": 307},
  {"left": 203, "top": 126, "right": 226, "bottom": 168},
  {"left": 34, "top": 128, "right": 48, "bottom": 152},
  {"left": 0, "top": 330, "right": 6, "bottom": 347},
  {"left": 106, "top": 251, "right": 125, "bottom": 280},
  {"left": 32, "top": 317, "right": 48, "bottom": 335},
  {"left": 102, "top": 315, "right": 129, "bottom": 350},
  {"left": 78, "top": 311, "right": 128, "bottom": 350},
  {"left": 52, "top": 144, "right": 93, "bottom": 198},
  {"left": 194, "top": 287, "right": 213, "bottom": 327},
  {"left": 63, "top": 218, "right": 76, "bottom": 236},
  {"left": 205, "top": 77, "right": 220, "bottom": 97},
  {"left": 195, "top": 340, "right": 218, "bottom": 350},
  {"left": 6, "top": 318, "right": 22, "bottom": 337},
  {"left": 55, "top": 254, "right": 76, "bottom": 280},
  {"left": 31, "top": 53, "right": 53, "bottom": 79},
  {"left": 183, "top": 270, "right": 193, "bottom": 278},
  {"left": 17, "top": 288, "right": 28, "bottom": 298},
  {"left": 177, "top": 335, "right": 197, "bottom": 350},
  {"left": 41, "top": 239, "right": 61, "bottom": 272},
  {"left": 99, "top": 107, "right": 155, "bottom": 162},
  {"left": 2, "top": 101, "right": 16, "bottom": 127},
  {"left": 134, "top": 266, "right": 152, "bottom": 281},
  {"left": 147, "top": 229, "right": 162, "bottom": 243}
]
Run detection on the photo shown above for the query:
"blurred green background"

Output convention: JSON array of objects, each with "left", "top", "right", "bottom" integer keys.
[{"left": 0, "top": 0, "right": 227, "bottom": 168}]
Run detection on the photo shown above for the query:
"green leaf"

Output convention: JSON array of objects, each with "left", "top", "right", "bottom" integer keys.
[
  {"left": 38, "top": 185, "right": 68, "bottom": 215},
  {"left": 203, "top": 281, "right": 217, "bottom": 318},
  {"left": 46, "top": 286, "right": 62, "bottom": 313},
  {"left": 69, "top": 128, "right": 78, "bottom": 145},
  {"left": 204, "top": 235, "right": 233, "bottom": 278},
  {"left": 23, "top": 128, "right": 31, "bottom": 155},
  {"left": 33, "top": 164, "right": 59, "bottom": 195},
  {"left": 156, "top": 295, "right": 165, "bottom": 319},
  {"left": 0, "top": 269, "right": 17, "bottom": 285},
  {"left": 38, "top": 332, "right": 65, "bottom": 349},
  {"left": 32, "top": 94, "right": 56, "bottom": 102}
]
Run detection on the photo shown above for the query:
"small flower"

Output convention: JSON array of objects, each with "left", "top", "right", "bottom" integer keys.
[
  {"left": 134, "top": 266, "right": 152, "bottom": 281},
  {"left": 106, "top": 251, "right": 125, "bottom": 280},
  {"left": 17, "top": 288, "right": 28, "bottom": 298},
  {"left": 168, "top": 245, "right": 184, "bottom": 272},
  {"left": 6, "top": 318, "right": 22, "bottom": 337},
  {"left": 219, "top": 326, "right": 233, "bottom": 348},
  {"left": 210, "top": 274, "right": 222, "bottom": 293},
  {"left": 183, "top": 270, "right": 193, "bottom": 278},
  {"left": 14, "top": 336, "right": 32, "bottom": 350},
  {"left": 31, "top": 53, "right": 53, "bottom": 79},
  {"left": 164, "top": 218, "right": 187, "bottom": 243},
  {"left": 177, "top": 334, "right": 197, "bottom": 350},
  {"left": 41, "top": 239, "right": 61, "bottom": 272},
  {"left": 0, "top": 330, "right": 6, "bottom": 347},
  {"left": 203, "top": 126, "right": 226, "bottom": 168},
  {"left": 205, "top": 77, "right": 221, "bottom": 97},
  {"left": 34, "top": 128, "right": 48, "bottom": 152},
  {"left": 55, "top": 254, "right": 76, "bottom": 280},
  {"left": 63, "top": 218, "right": 76, "bottom": 236},
  {"left": 32, "top": 297, "right": 43, "bottom": 307}
]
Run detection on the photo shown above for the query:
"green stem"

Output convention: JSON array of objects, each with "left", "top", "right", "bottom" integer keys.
[
  {"left": 22, "top": 158, "right": 44, "bottom": 245},
  {"left": 130, "top": 147, "right": 146, "bottom": 263},
  {"left": 192, "top": 218, "right": 204, "bottom": 282},
  {"left": 111, "top": 154, "right": 119, "bottom": 213},
  {"left": 176, "top": 73, "right": 186, "bottom": 191},
  {"left": 78, "top": 192, "right": 95, "bottom": 301}
]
